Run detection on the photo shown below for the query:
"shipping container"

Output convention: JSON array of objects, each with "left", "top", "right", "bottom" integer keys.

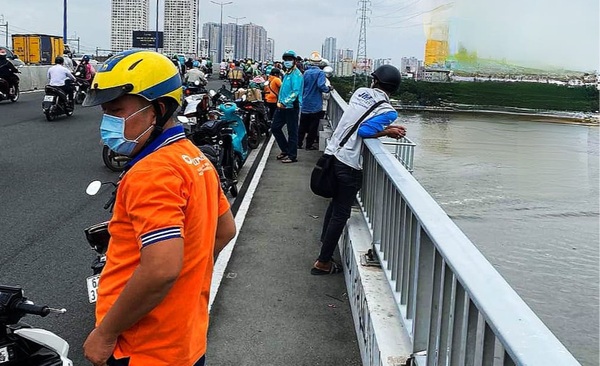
[{"left": 11, "top": 34, "right": 64, "bottom": 65}]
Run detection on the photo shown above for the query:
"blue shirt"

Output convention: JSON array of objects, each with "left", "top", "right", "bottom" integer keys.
[
  {"left": 301, "top": 66, "right": 330, "bottom": 113},
  {"left": 357, "top": 110, "right": 398, "bottom": 137},
  {"left": 278, "top": 67, "right": 304, "bottom": 109}
]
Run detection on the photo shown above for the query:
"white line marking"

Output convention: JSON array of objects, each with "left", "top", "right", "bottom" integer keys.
[
  {"left": 209, "top": 135, "right": 275, "bottom": 311},
  {"left": 21, "top": 89, "right": 44, "bottom": 94}
]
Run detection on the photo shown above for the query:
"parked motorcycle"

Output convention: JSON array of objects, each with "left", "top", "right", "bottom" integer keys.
[
  {"left": 42, "top": 83, "right": 74, "bottom": 121},
  {"left": 83, "top": 180, "right": 118, "bottom": 303},
  {"left": 0, "top": 74, "right": 19, "bottom": 103},
  {"left": 236, "top": 96, "right": 270, "bottom": 149},
  {"left": 0, "top": 285, "right": 72, "bottom": 365},
  {"left": 182, "top": 80, "right": 206, "bottom": 98},
  {"left": 102, "top": 145, "right": 129, "bottom": 172}
]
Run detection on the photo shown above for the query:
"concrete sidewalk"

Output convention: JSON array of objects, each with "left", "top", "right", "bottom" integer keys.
[{"left": 207, "top": 146, "right": 361, "bottom": 366}]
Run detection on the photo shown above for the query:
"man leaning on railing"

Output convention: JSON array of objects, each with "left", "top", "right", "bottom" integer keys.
[{"left": 311, "top": 65, "right": 407, "bottom": 275}]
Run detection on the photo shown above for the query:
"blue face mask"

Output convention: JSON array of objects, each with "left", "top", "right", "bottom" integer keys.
[
  {"left": 100, "top": 105, "right": 153, "bottom": 156},
  {"left": 283, "top": 61, "right": 294, "bottom": 69}
]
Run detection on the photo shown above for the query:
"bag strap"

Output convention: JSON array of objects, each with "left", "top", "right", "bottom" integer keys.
[{"left": 339, "top": 100, "right": 387, "bottom": 148}]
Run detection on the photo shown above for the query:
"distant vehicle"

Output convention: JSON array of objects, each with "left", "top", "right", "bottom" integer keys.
[
  {"left": 11, "top": 34, "right": 64, "bottom": 64},
  {"left": 0, "top": 46, "right": 25, "bottom": 67}
]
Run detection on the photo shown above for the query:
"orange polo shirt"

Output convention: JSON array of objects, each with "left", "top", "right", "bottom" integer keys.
[
  {"left": 95, "top": 131, "right": 230, "bottom": 366},
  {"left": 265, "top": 75, "right": 282, "bottom": 104}
]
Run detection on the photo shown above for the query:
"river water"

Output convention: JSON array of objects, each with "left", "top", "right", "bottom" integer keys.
[{"left": 397, "top": 112, "right": 599, "bottom": 366}]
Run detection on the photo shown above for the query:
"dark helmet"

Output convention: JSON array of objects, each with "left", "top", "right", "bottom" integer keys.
[
  {"left": 282, "top": 50, "right": 296, "bottom": 60},
  {"left": 82, "top": 55, "right": 90, "bottom": 62},
  {"left": 371, "top": 65, "right": 401, "bottom": 93},
  {"left": 270, "top": 67, "right": 281, "bottom": 76},
  {"left": 55, "top": 56, "right": 64, "bottom": 64}
]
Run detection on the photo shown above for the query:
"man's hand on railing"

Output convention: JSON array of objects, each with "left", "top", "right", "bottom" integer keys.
[{"left": 384, "top": 125, "right": 406, "bottom": 139}]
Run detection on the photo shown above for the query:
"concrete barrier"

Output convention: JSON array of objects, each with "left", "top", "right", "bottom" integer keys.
[{"left": 18, "top": 65, "right": 52, "bottom": 91}]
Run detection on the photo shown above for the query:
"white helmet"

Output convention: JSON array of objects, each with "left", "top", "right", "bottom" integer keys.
[
  {"left": 320, "top": 58, "right": 330, "bottom": 68},
  {"left": 309, "top": 51, "right": 322, "bottom": 64},
  {"left": 323, "top": 66, "right": 334, "bottom": 78}
]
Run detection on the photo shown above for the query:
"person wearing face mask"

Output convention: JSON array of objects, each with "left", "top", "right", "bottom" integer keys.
[
  {"left": 311, "top": 64, "right": 407, "bottom": 275},
  {"left": 81, "top": 50, "right": 236, "bottom": 366},
  {"left": 271, "top": 50, "right": 304, "bottom": 164}
]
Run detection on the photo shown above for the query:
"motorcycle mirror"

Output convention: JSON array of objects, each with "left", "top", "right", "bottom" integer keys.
[
  {"left": 177, "top": 115, "right": 190, "bottom": 124},
  {"left": 75, "top": 72, "right": 81, "bottom": 76},
  {"left": 194, "top": 80, "right": 200, "bottom": 86},
  {"left": 208, "top": 90, "right": 216, "bottom": 98},
  {"left": 86, "top": 181, "right": 103, "bottom": 196}
]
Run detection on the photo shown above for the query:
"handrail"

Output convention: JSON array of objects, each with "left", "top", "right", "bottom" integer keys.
[{"left": 328, "top": 89, "right": 581, "bottom": 366}]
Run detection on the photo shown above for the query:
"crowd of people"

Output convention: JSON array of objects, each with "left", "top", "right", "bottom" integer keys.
[{"left": 66, "top": 47, "right": 407, "bottom": 366}]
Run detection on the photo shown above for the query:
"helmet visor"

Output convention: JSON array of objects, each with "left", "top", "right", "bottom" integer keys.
[{"left": 83, "top": 84, "right": 134, "bottom": 107}]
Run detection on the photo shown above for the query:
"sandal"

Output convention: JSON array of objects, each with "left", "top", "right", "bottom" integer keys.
[
  {"left": 311, "top": 261, "right": 343, "bottom": 275},
  {"left": 276, "top": 153, "right": 288, "bottom": 160},
  {"left": 281, "top": 157, "right": 297, "bottom": 163}
]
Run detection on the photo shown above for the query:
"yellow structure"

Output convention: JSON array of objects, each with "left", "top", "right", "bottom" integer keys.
[
  {"left": 423, "top": 2, "right": 452, "bottom": 67},
  {"left": 11, "top": 34, "right": 64, "bottom": 65},
  {"left": 425, "top": 39, "right": 449, "bottom": 67}
]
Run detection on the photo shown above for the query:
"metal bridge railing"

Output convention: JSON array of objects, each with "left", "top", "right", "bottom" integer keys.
[{"left": 328, "top": 89, "right": 580, "bottom": 366}]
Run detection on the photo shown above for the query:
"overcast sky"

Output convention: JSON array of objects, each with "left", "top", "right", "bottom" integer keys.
[{"left": 1, "top": 0, "right": 598, "bottom": 71}]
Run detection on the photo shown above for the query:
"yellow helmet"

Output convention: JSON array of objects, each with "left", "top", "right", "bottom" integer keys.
[{"left": 83, "top": 50, "right": 182, "bottom": 107}]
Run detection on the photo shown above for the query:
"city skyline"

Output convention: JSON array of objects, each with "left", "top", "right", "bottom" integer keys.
[
  {"left": 0, "top": 0, "right": 597, "bottom": 71},
  {"left": 202, "top": 21, "right": 268, "bottom": 61},
  {"left": 163, "top": 0, "right": 199, "bottom": 55}
]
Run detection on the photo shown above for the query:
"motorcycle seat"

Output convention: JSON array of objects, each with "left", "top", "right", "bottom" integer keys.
[{"left": 44, "top": 85, "right": 68, "bottom": 99}]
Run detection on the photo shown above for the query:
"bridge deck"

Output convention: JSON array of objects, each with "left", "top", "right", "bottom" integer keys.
[{"left": 207, "top": 143, "right": 361, "bottom": 365}]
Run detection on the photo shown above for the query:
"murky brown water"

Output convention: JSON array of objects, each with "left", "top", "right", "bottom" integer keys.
[{"left": 397, "top": 112, "right": 599, "bottom": 366}]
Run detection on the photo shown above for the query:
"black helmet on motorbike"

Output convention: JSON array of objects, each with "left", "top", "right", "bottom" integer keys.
[
  {"left": 82, "top": 55, "right": 90, "bottom": 62},
  {"left": 270, "top": 68, "right": 281, "bottom": 76},
  {"left": 371, "top": 64, "right": 401, "bottom": 94},
  {"left": 55, "top": 56, "right": 64, "bottom": 64}
]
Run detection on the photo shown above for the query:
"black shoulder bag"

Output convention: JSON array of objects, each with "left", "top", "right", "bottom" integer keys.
[{"left": 310, "top": 100, "right": 386, "bottom": 198}]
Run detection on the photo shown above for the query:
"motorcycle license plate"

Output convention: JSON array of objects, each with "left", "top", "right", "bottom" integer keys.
[
  {"left": 43, "top": 95, "right": 55, "bottom": 102},
  {"left": 86, "top": 274, "right": 101, "bottom": 303},
  {"left": 0, "top": 346, "right": 9, "bottom": 363}
]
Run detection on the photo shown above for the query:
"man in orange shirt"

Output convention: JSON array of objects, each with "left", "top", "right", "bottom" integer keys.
[
  {"left": 264, "top": 67, "right": 282, "bottom": 121},
  {"left": 82, "top": 50, "right": 236, "bottom": 366}
]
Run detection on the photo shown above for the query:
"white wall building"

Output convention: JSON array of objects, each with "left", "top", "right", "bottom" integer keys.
[
  {"left": 335, "top": 59, "right": 354, "bottom": 77},
  {"left": 337, "top": 48, "right": 354, "bottom": 62},
  {"left": 373, "top": 58, "right": 392, "bottom": 70},
  {"left": 400, "top": 56, "right": 420, "bottom": 73},
  {"left": 322, "top": 37, "right": 337, "bottom": 65},
  {"left": 267, "top": 38, "right": 274, "bottom": 61},
  {"left": 163, "top": 0, "right": 199, "bottom": 56},
  {"left": 110, "top": 0, "right": 150, "bottom": 52},
  {"left": 202, "top": 22, "right": 220, "bottom": 62},
  {"left": 199, "top": 38, "right": 209, "bottom": 58}
]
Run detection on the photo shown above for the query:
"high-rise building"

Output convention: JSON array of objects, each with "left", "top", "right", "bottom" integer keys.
[
  {"left": 199, "top": 38, "right": 209, "bottom": 58},
  {"left": 202, "top": 21, "right": 269, "bottom": 61},
  {"left": 110, "top": 0, "right": 150, "bottom": 52},
  {"left": 266, "top": 38, "right": 274, "bottom": 61},
  {"left": 202, "top": 22, "right": 220, "bottom": 62},
  {"left": 322, "top": 37, "right": 337, "bottom": 65},
  {"left": 374, "top": 58, "right": 392, "bottom": 70},
  {"left": 335, "top": 60, "right": 354, "bottom": 77},
  {"left": 400, "top": 56, "right": 419, "bottom": 73},
  {"left": 337, "top": 48, "right": 354, "bottom": 62},
  {"left": 163, "top": 0, "right": 199, "bottom": 56},
  {"left": 237, "top": 23, "right": 267, "bottom": 60}
]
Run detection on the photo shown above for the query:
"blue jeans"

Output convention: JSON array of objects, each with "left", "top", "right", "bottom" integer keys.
[{"left": 271, "top": 107, "right": 299, "bottom": 160}]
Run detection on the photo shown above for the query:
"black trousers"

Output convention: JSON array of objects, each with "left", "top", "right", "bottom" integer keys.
[
  {"left": 266, "top": 102, "right": 277, "bottom": 121},
  {"left": 318, "top": 157, "right": 363, "bottom": 263},
  {"left": 298, "top": 112, "right": 321, "bottom": 148}
]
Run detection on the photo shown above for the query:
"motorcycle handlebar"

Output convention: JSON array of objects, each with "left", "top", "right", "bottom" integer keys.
[{"left": 14, "top": 302, "right": 50, "bottom": 317}]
